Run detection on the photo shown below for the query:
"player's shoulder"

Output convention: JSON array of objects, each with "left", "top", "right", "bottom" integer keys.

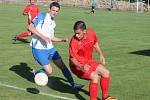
[
  {"left": 86, "top": 29, "right": 96, "bottom": 35},
  {"left": 32, "top": 12, "right": 47, "bottom": 24},
  {"left": 70, "top": 35, "right": 77, "bottom": 43},
  {"left": 37, "top": 12, "right": 47, "bottom": 18},
  {"left": 87, "top": 29, "right": 95, "bottom": 32},
  {"left": 32, "top": 4, "right": 39, "bottom": 8},
  {"left": 38, "top": 12, "right": 46, "bottom": 15},
  {"left": 70, "top": 36, "right": 79, "bottom": 48},
  {"left": 70, "top": 35, "right": 75, "bottom": 41}
]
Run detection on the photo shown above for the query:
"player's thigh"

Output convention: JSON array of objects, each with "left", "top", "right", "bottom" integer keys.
[
  {"left": 49, "top": 48, "right": 65, "bottom": 69},
  {"left": 48, "top": 48, "right": 61, "bottom": 61},
  {"left": 32, "top": 48, "right": 49, "bottom": 66},
  {"left": 80, "top": 61, "right": 99, "bottom": 79},
  {"left": 96, "top": 65, "right": 110, "bottom": 77}
]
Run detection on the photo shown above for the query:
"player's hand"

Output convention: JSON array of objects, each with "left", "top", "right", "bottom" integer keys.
[
  {"left": 61, "top": 37, "right": 68, "bottom": 42},
  {"left": 100, "top": 56, "right": 106, "bottom": 65},
  {"left": 43, "top": 36, "right": 51, "bottom": 43},
  {"left": 83, "top": 64, "right": 90, "bottom": 71}
]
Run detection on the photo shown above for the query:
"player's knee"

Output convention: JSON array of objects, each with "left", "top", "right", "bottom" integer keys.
[
  {"left": 90, "top": 71, "right": 99, "bottom": 83},
  {"left": 47, "top": 72, "right": 52, "bottom": 76},
  {"left": 47, "top": 70, "right": 52, "bottom": 76},
  {"left": 44, "top": 67, "right": 52, "bottom": 76},
  {"left": 103, "top": 69, "right": 110, "bottom": 77}
]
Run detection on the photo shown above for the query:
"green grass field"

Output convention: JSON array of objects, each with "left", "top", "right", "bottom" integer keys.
[{"left": 0, "top": 3, "right": 150, "bottom": 100}]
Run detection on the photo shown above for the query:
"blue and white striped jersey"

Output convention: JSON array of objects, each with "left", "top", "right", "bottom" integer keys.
[{"left": 30, "top": 12, "right": 56, "bottom": 49}]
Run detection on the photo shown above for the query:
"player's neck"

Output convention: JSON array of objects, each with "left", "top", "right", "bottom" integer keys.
[
  {"left": 49, "top": 14, "right": 54, "bottom": 20},
  {"left": 83, "top": 30, "right": 87, "bottom": 39}
]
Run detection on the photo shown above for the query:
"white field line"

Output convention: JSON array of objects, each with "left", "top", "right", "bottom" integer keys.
[{"left": 0, "top": 82, "right": 78, "bottom": 100}]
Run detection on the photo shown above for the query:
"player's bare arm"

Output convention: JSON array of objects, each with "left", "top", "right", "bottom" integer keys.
[
  {"left": 51, "top": 37, "right": 68, "bottom": 42},
  {"left": 70, "top": 58, "right": 90, "bottom": 71},
  {"left": 23, "top": 12, "right": 28, "bottom": 15},
  {"left": 28, "top": 23, "right": 51, "bottom": 43},
  {"left": 94, "top": 42, "right": 106, "bottom": 65}
]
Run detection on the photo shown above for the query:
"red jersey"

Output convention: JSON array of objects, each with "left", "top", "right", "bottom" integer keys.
[
  {"left": 69, "top": 29, "right": 98, "bottom": 65},
  {"left": 23, "top": 3, "right": 40, "bottom": 24}
]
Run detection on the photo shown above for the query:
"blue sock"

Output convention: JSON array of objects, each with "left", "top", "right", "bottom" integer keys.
[
  {"left": 62, "top": 67, "right": 74, "bottom": 86},
  {"left": 34, "top": 69, "right": 45, "bottom": 75}
]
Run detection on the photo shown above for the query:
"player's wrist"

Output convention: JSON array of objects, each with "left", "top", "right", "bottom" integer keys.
[
  {"left": 61, "top": 38, "right": 68, "bottom": 42},
  {"left": 61, "top": 39, "right": 65, "bottom": 42}
]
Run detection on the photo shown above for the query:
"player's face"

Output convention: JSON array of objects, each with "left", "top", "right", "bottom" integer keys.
[
  {"left": 49, "top": 6, "right": 60, "bottom": 18},
  {"left": 74, "top": 29, "right": 86, "bottom": 40}
]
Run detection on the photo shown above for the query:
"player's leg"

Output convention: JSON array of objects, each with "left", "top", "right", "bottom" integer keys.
[
  {"left": 42, "top": 64, "right": 52, "bottom": 76},
  {"left": 96, "top": 65, "right": 117, "bottom": 100},
  {"left": 53, "top": 59, "right": 84, "bottom": 89},
  {"left": 13, "top": 31, "right": 31, "bottom": 43},
  {"left": 78, "top": 64, "right": 99, "bottom": 100},
  {"left": 91, "top": 6, "right": 94, "bottom": 13},
  {"left": 89, "top": 71, "right": 99, "bottom": 100},
  {"left": 50, "top": 48, "right": 83, "bottom": 89},
  {"left": 79, "top": 62, "right": 99, "bottom": 100},
  {"left": 32, "top": 48, "right": 52, "bottom": 75},
  {"left": 48, "top": 48, "right": 74, "bottom": 86},
  {"left": 53, "top": 59, "right": 74, "bottom": 85},
  {"left": 93, "top": 8, "right": 95, "bottom": 13},
  {"left": 96, "top": 65, "right": 110, "bottom": 99},
  {"left": 15, "top": 31, "right": 31, "bottom": 39}
]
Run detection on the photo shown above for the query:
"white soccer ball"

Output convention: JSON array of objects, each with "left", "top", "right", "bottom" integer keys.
[{"left": 34, "top": 72, "right": 48, "bottom": 86}]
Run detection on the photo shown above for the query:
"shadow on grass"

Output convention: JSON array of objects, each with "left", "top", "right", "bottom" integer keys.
[
  {"left": 9, "top": 62, "right": 34, "bottom": 82},
  {"left": 83, "top": 11, "right": 91, "bottom": 14},
  {"left": 47, "top": 76, "right": 90, "bottom": 100},
  {"left": 12, "top": 38, "right": 30, "bottom": 44},
  {"left": 129, "top": 49, "right": 150, "bottom": 56},
  {"left": 26, "top": 88, "right": 40, "bottom": 94},
  {"left": 9, "top": 63, "right": 101, "bottom": 99}
]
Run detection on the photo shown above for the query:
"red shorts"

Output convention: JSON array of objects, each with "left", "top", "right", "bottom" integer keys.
[{"left": 70, "top": 60, "right": 100, "bottom": 80}]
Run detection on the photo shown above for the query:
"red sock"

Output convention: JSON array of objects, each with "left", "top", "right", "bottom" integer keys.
[
  {"left": 100, "top": 77, "right": 110, "bottom": 99},
  {"left": 89, "top": 81, "right": 98, "bottom": 100},
  {"left": 17, "top": 31, "right": 30, "bottom": 38}
]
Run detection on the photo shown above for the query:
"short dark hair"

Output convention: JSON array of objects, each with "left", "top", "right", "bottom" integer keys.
[
  {"left": 49, "top": 2, "right": 60, "bottom": 9},
  {"left": 73, "top": 21, "right": 86, "bottom": 31}
]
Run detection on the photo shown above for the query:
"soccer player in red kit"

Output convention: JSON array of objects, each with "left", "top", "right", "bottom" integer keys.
[
  {"left": 69, "top": 21, "right": 117, "bottom": 100},
  {"left": 14, "top": 0, "right": 40, "bottom": 42}
]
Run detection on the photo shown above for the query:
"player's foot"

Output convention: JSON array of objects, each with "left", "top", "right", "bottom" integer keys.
[
  {"left": 13, "top": 35, "right": 21, "bottom": 42},
  {"left": 31, "top": 68, "right": 46, "bottom": 75},
  {"left": 13, "top": 35, "right": 30, "bottom": 43},
  {"left": 102, "top": 96, "right": 117, "bottom": 100},
  {"left": 12, "top": 36, "right": 19, "bottom": 44},
  {"left": 73, "top": 83, "right": 84, "bottom": 90},
  {"left": 31, "top": 67, "right": 37, "bottom": 75},
  {"left": 12, "top": 36, "right": 17, "bottom": 42},
  {"left": 13, "top": 35, "right": 20, "bottom": 41}
]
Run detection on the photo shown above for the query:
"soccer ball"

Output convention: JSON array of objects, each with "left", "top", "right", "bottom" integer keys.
[{"left": 34, "top": 71, "right": 48, "bottom": 86}]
